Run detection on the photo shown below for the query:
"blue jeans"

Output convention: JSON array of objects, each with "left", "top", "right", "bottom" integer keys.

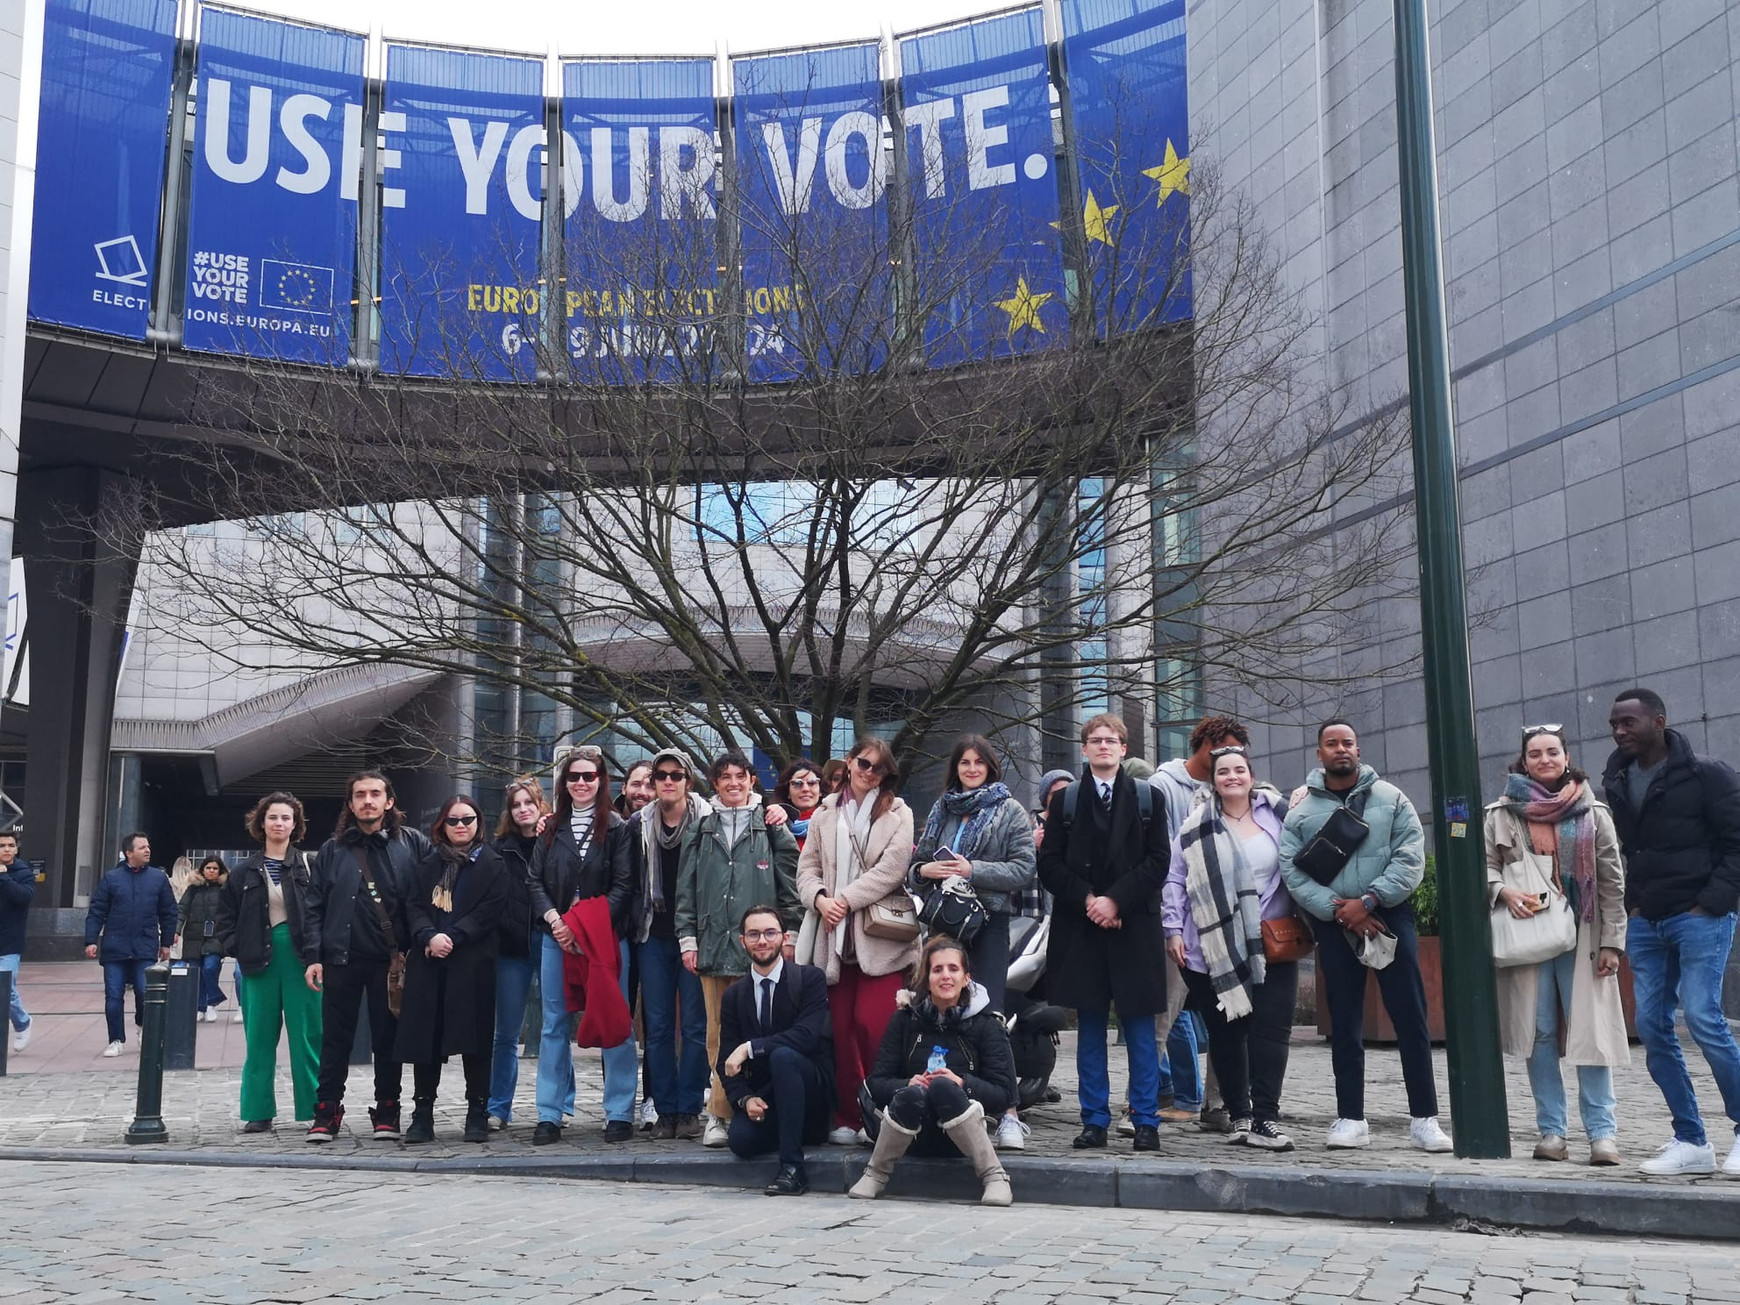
[
  {"left": 636, "top": 935, "right": 707, "bottom": 1117},
  {"left": 1158, "top": 1011, "right": 1204, "bottom": 1109},
  {"left": 1526, "top": 947, "right": 1615, "bottom": 1140},
  {"left": 0, "top": 954, "right": 27, "bottom": 1032},
  {"left": 535, "top": 933, "right": 578, "bottom": 1124},
  {"left": 197, "top": 953, "right": 227, "bottom": 1011},
  {"left": 488, "top": 952, "right": 536, "bottom": 1121},
  {"left": 102, "top": 959, "right": 150, "bottom": 1044},
  {"left": 1078, "top": 1007, "right": 1159, "bottom": 1129},
  {"left": 1628, "top": 911, "right": 1740, "bottom": 1146}
]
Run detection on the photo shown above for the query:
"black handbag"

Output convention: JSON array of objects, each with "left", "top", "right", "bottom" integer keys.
[
  {"left": 1293, "top": 789, "right": 1371, "bottom": 886},
  {"left": 917, "top": 875, "right": 989, "bottom": 945}
]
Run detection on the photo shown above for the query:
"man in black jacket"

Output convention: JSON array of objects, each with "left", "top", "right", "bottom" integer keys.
[
  {"left": 0, "top": 831, "right": 34, "bottom": 1053},
  {"left": 83, "top": 834, "right": 177, "bottom": 1057},
  {"left": 302, "top": 771, "right": 430, "bottom": 1143},
  {"left": 717, "top": 905, "right": 833, "bottom": 1195},
  {"left": 1604, "top": 688, "right": 1740, "bottom": 1177},
  {"left": 1036, "top": 714, "right": 1169, "bottom": 1152}
]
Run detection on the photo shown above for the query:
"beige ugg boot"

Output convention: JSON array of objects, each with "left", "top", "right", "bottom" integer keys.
[
  {"left": 848, "top": 1111, "right": 919, "bottom": 1199},
  {"left": 940, "top": 1099, "right": 1013, "bottom": 1207}
]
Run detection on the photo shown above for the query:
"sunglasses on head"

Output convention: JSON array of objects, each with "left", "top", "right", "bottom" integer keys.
[
  {"left": 1209, "top": 745, "right": 1249, "bottom": 759},
  {"left": 1522, "top": 723, "right": 1564, "bottom": 738},
  {"left": 566, "top": 770, "right": 601, "bottom": 783},
  {"left": 444, "top": 813, "right": 478, "bottom": 827}
]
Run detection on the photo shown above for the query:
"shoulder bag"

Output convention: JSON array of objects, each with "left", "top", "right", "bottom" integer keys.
[
  {"left": 1292, "top": 789, "right": 1372, "bottom": 886},
  {"left": 1489, "top": 855, "right": 1577, "bottom": 968},
  {"left": 1260, "top": 915, "right": 1315, "bottom": 964},
  {"left": 350, "top": 846, "right": 407, "bottom": 1017},
  {"left": 845, "top": 822, "right": 921, "bottom": 943}
]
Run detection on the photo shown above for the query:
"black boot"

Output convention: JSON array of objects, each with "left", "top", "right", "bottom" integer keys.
[
  {"left": 463, "top": 1100, "right": 489, "bottom": 1143},
  {"left": 404, "top": 1097, "right": 436, "bottom": 1144}
]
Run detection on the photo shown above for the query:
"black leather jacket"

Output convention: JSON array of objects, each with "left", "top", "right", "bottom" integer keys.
[
  {"left": 216, "top": 849, "right": 315, "bottom": 975},
  {"left": 304, "top": 824, "right": 431, "bottom": 965},
  {"left": 528, "top": 812, "right": 633, "bottom": 936}
]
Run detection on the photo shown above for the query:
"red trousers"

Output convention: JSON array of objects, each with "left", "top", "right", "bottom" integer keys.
[{"left": 828, "top": 964, "right": 905, "bottom": 1130}]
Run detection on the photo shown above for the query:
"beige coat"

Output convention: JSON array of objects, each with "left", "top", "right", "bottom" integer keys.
[
  {"left": 794, "top": 793, "right": 918, "bottom": 981},
  {"left": 1483, "top": 798, "right": 1630, "bottom": 1067}
]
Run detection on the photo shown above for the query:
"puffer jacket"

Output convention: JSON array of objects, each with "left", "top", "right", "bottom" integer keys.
[
  {"left": 177, "top": 879, "right": 228, "bottom": 957},
  {"left": 864, "top": 982, "right": 1017, "bottom": 1115},
  {"left": 1602, "top": 730, "right": 1740, "bottom": 920},
  {"left": 675, "top": 795, "right": 800, "bottom": 978},
  {"left": 528, "top": 812, "right": 633, "bottom": 937},
  {"left": 84, "top": 863, "right": 178, "bottom": 961},
  {"left": 1279, "top": 764, "right": 1425, "bottom": 923}
]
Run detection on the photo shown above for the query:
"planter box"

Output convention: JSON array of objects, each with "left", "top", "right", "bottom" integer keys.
[{"left": 1314, "top": 937, "right": 1639, "bottom": 1045}]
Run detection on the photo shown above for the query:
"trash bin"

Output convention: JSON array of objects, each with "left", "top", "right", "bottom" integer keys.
[{"left": 164, "top": 962, "right": 199, "bottom": 1070}]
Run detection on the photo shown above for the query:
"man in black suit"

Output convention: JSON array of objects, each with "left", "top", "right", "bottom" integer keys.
[{"left": 718, "top": 904, "right": 834, "bottom": 1195}]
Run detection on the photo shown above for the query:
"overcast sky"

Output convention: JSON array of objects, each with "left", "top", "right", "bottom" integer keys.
[{"left": 229, "top": 0, "right": 1016, "bottom": 55}]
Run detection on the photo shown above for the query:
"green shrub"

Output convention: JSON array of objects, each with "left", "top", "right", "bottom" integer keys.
[{"left": 1412, "top": 854, "right": 1440, "bottom": 937}]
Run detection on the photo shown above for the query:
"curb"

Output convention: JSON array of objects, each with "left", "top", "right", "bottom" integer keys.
[{"left": 4, "top": 1144, "right": 1737, "bottom": 1240}]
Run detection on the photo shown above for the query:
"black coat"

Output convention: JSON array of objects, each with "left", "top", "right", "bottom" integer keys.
[
  {"left": 864, "top": 989, "right": 1017, "bottom": 1116},
  {"left": 715, "top": 961, "right": 835, "bottom": 1112},
  {"left": 0, "top": 862, "right": 36, "bottom": 956},
  {"left": 528, "top": 813, "right": 634, "bottom": 936},
  {"left": 1602, "top": 730, "right": 1740, "bottom": 920},
  {"left": 304, "top": 824, "right": 430, "bottom": 965},
  {"left": 1036, "top": 767, "right": 1169, "bottom": 1016},
  {"left": 395, "top": 845, "right": 508, "bottom": 1063},
  {"left": 177, "top": 880, "right": 227, "bottom": 958},
  {"left": 216, "top": 850, "right": 315, "bottom": 976},
  {"left": 491, "top": 833, "right": 538, "bottom": 959}
]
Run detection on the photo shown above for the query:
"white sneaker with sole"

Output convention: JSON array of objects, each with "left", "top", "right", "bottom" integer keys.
[
  {"left": 640, "top": 1099, "right": 658, "bottom": 1130},
  {"left": 1115, "top": 1108, "right": 1136, "bottom": 1138},
  {"left": 995, "top": 1114, "right": 1029, "bottom": 1151},
  {"left": 11, "top": 1021, "right": 29, "bottom": 1053},
  {"left": 1410, "top": 1116, "right": 1453, "bottom": 1153},
  {"left": 827, "top": 1125, "right": 858, "bottom": 1146},
  {"left": 1639, "top": 1138, "right": 1716, "bottom": 1176},
  {"left": 232, "top": 1008, "right": 244, "bottom": 1023},
  {"left": 102, "top": 1041, "right": 123, "bottom": 1058},
  {"left": 1325, "top": 1117, "right": 1369, "bottom": 1149},
  {"left": 701, "top": 1115, "right": 729, "bottom": 1148},
  {"left": 1725, "top": 1135, "right": 1740, "bottom": 1178}
]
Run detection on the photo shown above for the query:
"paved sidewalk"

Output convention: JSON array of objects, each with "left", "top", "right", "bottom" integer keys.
[{"left": 5, "top": 961, "right": 1738, "bottom": 1237}]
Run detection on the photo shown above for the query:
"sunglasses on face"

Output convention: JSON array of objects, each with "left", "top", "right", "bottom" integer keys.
[
  {"left": 566, "top": 771, "right": 601, "bottom": 784},
  {"left": 653, "top": 769, "right": 687, "bottom": 783},
  {"left": 852, "top": 756, "right": 884, "bottom": 775},
  {"left": 444, "top": 814, "right": 478, "bottom": 827},
  {"left": 789, "top": 775, "right": 820, "bottom": 787}
]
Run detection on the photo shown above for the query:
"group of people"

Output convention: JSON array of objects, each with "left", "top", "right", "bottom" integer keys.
[{"left": 53, "top": 684, "right": 1740, "bottom": 1197}]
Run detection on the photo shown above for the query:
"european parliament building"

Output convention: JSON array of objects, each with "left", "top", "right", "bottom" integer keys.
[{"left": 0, "top": 0, "right": 1736, "bottom": 972}]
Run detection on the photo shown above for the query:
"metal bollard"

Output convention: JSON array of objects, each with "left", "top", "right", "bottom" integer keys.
[
  {"left": 125, "top": 963, "right": 170, "bottom": 1144},
  {"left": 164, "top": 963, "right": 198, "bottom": 1071},
  {"left": 0, "top": 969, "right": 10, "bottom": 1077}
]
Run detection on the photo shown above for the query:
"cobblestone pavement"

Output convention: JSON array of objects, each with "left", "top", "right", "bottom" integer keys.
[
  {"left": 4, "top": 961, "right": 1735, "bottom": 1187},
  {"left": 7, "top": 1158, "right": 1740, "bottom": 1303}
]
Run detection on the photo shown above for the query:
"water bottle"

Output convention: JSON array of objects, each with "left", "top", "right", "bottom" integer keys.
[{"left": 927, "top": 1045, "right": 948, "bottom": 1074}]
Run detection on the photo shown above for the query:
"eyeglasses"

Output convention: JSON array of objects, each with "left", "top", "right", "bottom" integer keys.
[
  {"left": 444, "top": 814, "right": 478, "bottom": 827},
  {"left": 1085, "top": 735, "right": 1123, "bottom": 746},
  {"left": 653, "top": 769, "right": 687, "bottom": 783},
  {"left": 566, "top": 770, "right": 601, "bottom": 784},
  {"left": 742, "top": 928, "right": 784, "bottom": 941},
  {"left": 1522, "top": 724, "right": 1564, "bottom": 738},
  {"left": 852, "top": 756, "right": 884, "bottom": 775}
]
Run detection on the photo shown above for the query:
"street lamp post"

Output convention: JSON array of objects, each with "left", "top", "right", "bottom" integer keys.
[{"left": 1391, "top": 0, "right": 1510, "bottom": 1158}]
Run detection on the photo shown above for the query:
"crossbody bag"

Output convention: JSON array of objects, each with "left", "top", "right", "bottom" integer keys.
[{"left": 350, "top": 845, "right": 406, "bottom": 1017}]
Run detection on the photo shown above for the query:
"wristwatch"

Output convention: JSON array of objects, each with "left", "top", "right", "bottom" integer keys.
[{"left": 1359, "top": 892, "right": 1378, "bottom": 913}]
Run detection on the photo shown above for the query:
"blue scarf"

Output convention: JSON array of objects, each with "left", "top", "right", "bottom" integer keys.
[{"left": 918, "top": 782, "right": 1013, "bottom": 860}]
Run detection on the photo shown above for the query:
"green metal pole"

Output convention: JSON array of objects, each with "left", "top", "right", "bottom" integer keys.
[
  {"left": 125, "top": 963, "right": 170, "bottom": 1144},
  {"left": 1391, "top": 0, "right": 1510, "bottom": 1158}
]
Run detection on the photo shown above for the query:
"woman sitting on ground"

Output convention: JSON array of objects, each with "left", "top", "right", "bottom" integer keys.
[{"left": 850, "top": 935, "right": 1017, "bottom": 1207}]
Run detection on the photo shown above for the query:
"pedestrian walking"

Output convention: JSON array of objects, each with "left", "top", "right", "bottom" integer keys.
[
  {"left": 1163, "top": 746, "right": 1301, "bottom": 1151},
  {"left": 677, "top": 749, "right": 801, "bottom": 1148},
  {"left": 1035, "top": 714, "right": 1169, "bottom": 1152},
  {"left": 486, "top": 776, "right": 549, "bottom": 1130},
  {"left": 1280, "top": 720, "right": 1452, "bottom": 1152},
  {"left": 910, "top": 734, "right": 1035, "bottom": 1150},
  {"left": 303, "top": 770, "right": 430, "bottom": 1143},
  {"left": 397, "top": 796, "right": 508, "bottom": 1144},
  {"left": 217, "top": 792, "right": 322, "bottom": 1131},
  {"left": 794, "top": 736, "right": 918, "bottom": 1145},
  {"left": 83, "top": 833, "right": 176, "bottom": 1057},
  {"left": 852, "top": 935, "right": 1017, "bottom": 1206},
  {"left": 177, "top": 858, "right": 230, "bottom": 1021},
  {"left": 1602, "top": 689, "right": 1740, "bottom": 1177},
  {"left": 528, "top": 745, "right": 636, "bottom": 1145},
  {"left": 0, "top": 830, "right": 35, "bottom": 1053},
  {"left": 1484, "top": 726, "right": 1628, "bottom": 1166}
]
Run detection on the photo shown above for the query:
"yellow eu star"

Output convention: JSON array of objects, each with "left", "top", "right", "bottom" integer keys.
[
  {"left": 993, "top": 276, "right": 1054, "bottom": 336},
  {"left": 1051, "top": 190, "right": 1119, "bottom": 246},
  {"left": 1142, "top": 139, "right": 1191, "bottom": 205}
]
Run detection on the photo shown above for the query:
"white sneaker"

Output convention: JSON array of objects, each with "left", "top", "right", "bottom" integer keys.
[
  {"left": 1325, "top": 1117, "right": 1369, "bottom": 1149},
  {"left": 640, "top": 1099, "right": 658, "bottom": 1130},
  {"left": 701, "top": 1115, "right": 729, "bottom": 1148},
  {"left": 1115, "top": 1108, "right": 1136, "bottom": 1137},
  {"left": 827, "top": 1125, "right": 858, "bottom": 1146},
  {"left": 995, "top": 1113, "right": 1029, "bottom": 1151},
  {"left": 1723, "top": 1135, "right": 1740, "bottom": 1177},
  {"left": 102, "top": 1041, "right": 123, "bottom": 1058},
  {"left": 232, "top": 1008, "right": 244, "bottom": 1023},
  {"left": 10, "top": 1021, "right": 28, "bottom": 1053},
  {"left": 207, "top": 1008, "right": 220, "bottom": 1023},
  {"left": 1410, "top": 1116, "right": 1453, "bottom": 1153},
  {"left": 488, "top": 1115, "right": 508, "bottom": 1132},
  {"left": 1639, "top": 1138, "right": 1716, "bottom": 1176}
]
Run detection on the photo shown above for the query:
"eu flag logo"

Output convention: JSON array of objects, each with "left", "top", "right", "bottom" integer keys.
[{"left": 259, "top": 260, "right": 334, "bottom": 314}]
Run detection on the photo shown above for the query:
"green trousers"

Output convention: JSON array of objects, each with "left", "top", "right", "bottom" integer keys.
[{"left": 238, "top": 923, "right": 323, "bottom": 1123}]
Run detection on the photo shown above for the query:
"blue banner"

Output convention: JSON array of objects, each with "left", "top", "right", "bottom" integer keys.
[
  {"left": 380, "top": 45, "right": 545, "bottom": 380},
  {"left": 562, "top": 58, "right": 718, "bottom": 384},
  {"left": 181, "top": 8, "right": 364, "bottom": 362},
  {"left": 1061, "top": 0, "right": 1190, "bottom": 334},
  {"left": 900, "top": 7, "right": 1066, "bottom": 367},
  {"left": 732, "top": 42, "right": 889, "bottom": 384},
  {"left": 28, "top": 0, "right": 177, "bottom": 340}
]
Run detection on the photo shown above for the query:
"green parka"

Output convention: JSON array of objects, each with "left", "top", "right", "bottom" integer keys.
[{"left": 675, "top": 796, "right": 800, "bottom": 978}]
